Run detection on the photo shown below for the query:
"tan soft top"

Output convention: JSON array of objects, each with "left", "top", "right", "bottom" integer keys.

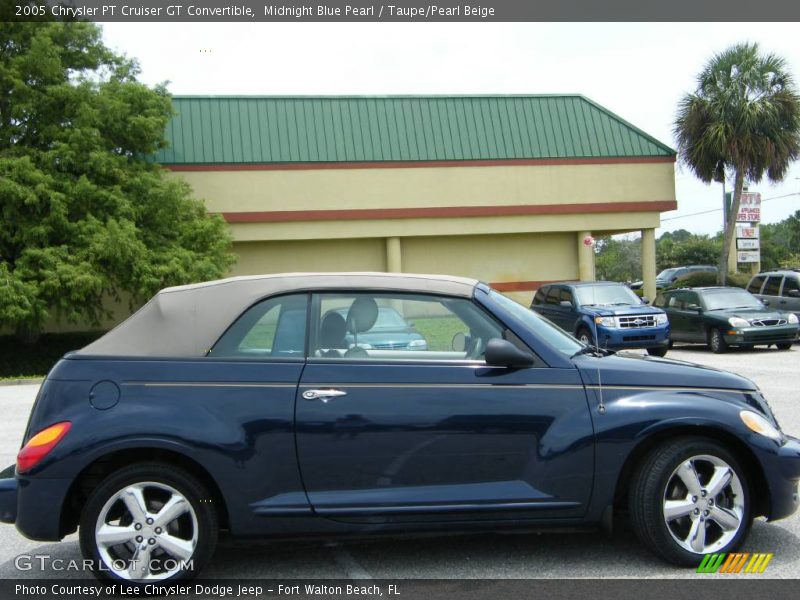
[{"left": 77, "top": 272, "right": 479, "bottom": 357}]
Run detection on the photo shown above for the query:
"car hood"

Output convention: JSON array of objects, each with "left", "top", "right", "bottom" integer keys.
[
  {"left": 575, "top": 352, "right": 756, "bottom": 392},
  {"left": 580, "top": 304, "right": 664, "bottom": 317},
  {"left": 704, "top": 308, "right": 788, "bottom": 322}
]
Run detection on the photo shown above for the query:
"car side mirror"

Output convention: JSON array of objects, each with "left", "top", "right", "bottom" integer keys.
[
  {"left": 762, "top": 299, "right": 770, "bottom": 306},
  {"left": 641, "top": 296, "right": 650, "bottom": 305},
  {"left": 687, "top": 303, "right": 703, "bottom": 313},
  {"left": 485, "top": 338, "right": 534, "bottom": 368},
  {"left": 788, "top": 290, "right": 800, "bottom": 298},
  {"left": 559, "top": 300, "right": 572, "bottom": 308}
]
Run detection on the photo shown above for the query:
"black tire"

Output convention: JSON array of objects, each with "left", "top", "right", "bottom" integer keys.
[
  {"left": 668, "top": 338, "right": 674, "bottom": 349},
  {"left": 79, "top": 462, "right": 218, "bottom": 584},
  {"left": 629, "top": 437, "right": 752, "bottom": 566},
  {"left": 776, "top": 342, "right": 792, "bottom": 351},
  {"left": 647, "top": 347, "right": 668, "bottom": 358},
  {"left": 576, "top": 326, "right": 594, "bottom": 346},
  {"left": 708, "top": 329, "right": 728, "bottom": 354}
]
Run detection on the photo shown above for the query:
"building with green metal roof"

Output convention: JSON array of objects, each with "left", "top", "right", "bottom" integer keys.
[{"left": 155, "top": 94, "right": 675, "bottom": 304}]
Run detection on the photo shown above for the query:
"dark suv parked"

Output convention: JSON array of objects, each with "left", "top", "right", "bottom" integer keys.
[
  {"left": 747, "top": 270, "right": 800, "bottom": 322},
  {"left": 531, "top": 281, "right": 670, "bottom": 356},
  {"left": 630, "top": 265, "right": 717, "bottom": 290}
]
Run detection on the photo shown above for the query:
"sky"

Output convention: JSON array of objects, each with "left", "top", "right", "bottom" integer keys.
[{"left": 100, "top": 22, "right": 800, "bottom": 237}]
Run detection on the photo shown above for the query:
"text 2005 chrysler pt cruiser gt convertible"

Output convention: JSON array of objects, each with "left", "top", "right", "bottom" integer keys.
[{"left": 1, "top": 273, "right": 799, "bottom": 582}]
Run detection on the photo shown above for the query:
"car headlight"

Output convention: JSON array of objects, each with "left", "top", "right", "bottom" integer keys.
[
  {"left": 655, "top": 313, "right": 668, "bottom": 325},
  {"left": 728, "top": 317, "right": 750, "bottom": 328},
  {"left": 594, "top": 316, "right": 616, "bottom": 327},
  {"left": 788, "top": 313, "right": 799, "bottom": 324},
  {"left": 740, "top": 410, "right": 782, "bottom": 441},
  {"left": 407, "top": 339, "right": 428, "bottom": 350}
]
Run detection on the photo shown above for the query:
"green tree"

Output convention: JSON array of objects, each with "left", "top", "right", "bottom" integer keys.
[
  {"left": 674, "top": 43, "right": 800, "bottom": 284},
  {"left": 0, "top": 19, "right": 234, "bottom": 340},
  {"left": 656, "top": 232, "right": 720, "bottom": 269},
  {"left": 594, "top": 236, "right": 642, "bottom": 282}
]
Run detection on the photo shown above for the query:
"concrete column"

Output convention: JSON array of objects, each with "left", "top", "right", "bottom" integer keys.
[
  {"left": 577, "top": 231, "right": 596, "bottom": 281},
  {"left": 728, "top": 236, "right": 738, "bottom": 274},
  {"left": 641, "top": 228, "right": 657, "bottom": 302},
  {"left": 386, "top": 237, "right": 402, "bottom": 273}
]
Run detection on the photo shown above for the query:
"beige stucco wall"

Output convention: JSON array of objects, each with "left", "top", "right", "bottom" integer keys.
[{"left": 175, "top": 161, "right": 675, "bottom": 213}]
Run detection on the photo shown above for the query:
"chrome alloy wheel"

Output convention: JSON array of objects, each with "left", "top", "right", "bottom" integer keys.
[
  {"left": 95, "top": 481, "right": 198, "bottom": 581},
  {"left": 662, "top": 455, "right": 745, "bottom": 554}
]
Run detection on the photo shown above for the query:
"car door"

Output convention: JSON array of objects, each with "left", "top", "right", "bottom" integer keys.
[
  {"left": 546, "top": 286, "right": 576, "bottom": 331},
  {"left": 761, "top": 275, "right": 783, "bottom": 308},
  {"left": 780, "top": 275, "right": 800, "bottom": 317},
  {"left": 295, "top": 290, "right": 594, "bottom": 523},
  {"left": 682, "top": 290, "right": 707, "bottom": 341},
  {"left": 663, "top": 291, "right": 691, "bottom": 341}
]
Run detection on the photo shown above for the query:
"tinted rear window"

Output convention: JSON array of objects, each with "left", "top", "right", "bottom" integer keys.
[
  {"left": 747, "top": 276, "right": 765, "bottom": 294},
  {"left": 763, "top": 276, "right": 783, "bottom": 296}
]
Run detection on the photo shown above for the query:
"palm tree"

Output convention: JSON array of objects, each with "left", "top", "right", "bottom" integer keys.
[{"left": 674, "top": 42, "right": 800, "bottom": 284}]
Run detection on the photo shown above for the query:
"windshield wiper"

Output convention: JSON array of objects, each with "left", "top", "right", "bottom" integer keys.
[{"left": 571, "top": 345, "right": 613, "bottom": 358}]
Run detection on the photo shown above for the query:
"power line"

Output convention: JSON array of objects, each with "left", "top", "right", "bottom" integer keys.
[{"left": 661, "top": 192, "right": 800, "bottom": 222}]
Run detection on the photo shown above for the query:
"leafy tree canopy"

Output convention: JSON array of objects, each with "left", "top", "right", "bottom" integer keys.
[
  {"left": 674, "top": 42, "right": 800, "bottom": 284},
  {"left": 0, "top": 19, "right": 234, "bottom": 338}
]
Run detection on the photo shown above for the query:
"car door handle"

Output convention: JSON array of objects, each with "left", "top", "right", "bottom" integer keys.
[{"left": 302, "top": 389, "right": 347, "bottom": 402}]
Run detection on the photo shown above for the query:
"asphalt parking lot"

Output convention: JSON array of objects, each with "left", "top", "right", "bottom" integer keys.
[{"left": 0, "top": 344, "right": 798, "bottom": 580}]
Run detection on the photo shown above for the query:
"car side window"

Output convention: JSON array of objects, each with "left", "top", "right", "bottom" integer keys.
[
  {"left": 783, "top": 276, "right": 800, "bottom": 297},
  {"left": 747, "top": 275, "right": 766, "bottom": 294},
  {"left": 684, "top": 291, "right": 700, "bottom": 307},
  {"left": 208, "top": 294, "right": 308, "bottom": 358},
  {"left": 653, "top": 293, "right": 667, "bottom": 308},
  {"left": 558, "top": 289, "right": 574, "bottom": 305},
  {"left": 311, "top": 292, "right": 504, "bottom": 362},
  {"left": 532, "top": 287, "right": 548, "bottom": 306},
  {"left": 545, "top": 287, "right": 561, "bottom": 305},
  {"left": 763, "top": 276, "right": 783, "bottom": 296}
]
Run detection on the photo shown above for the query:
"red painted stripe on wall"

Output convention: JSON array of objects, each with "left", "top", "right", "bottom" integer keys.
[
  {"left": 220, "top": 200, "right": 677, "bottom": 223},
  {"left": 165, "top": 155, "right": 675, "bottom": 172},
  {"left": 490, "top": 280, "right": 560, "bottom": 292}
]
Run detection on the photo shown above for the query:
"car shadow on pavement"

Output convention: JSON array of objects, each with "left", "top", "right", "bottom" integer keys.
[{"left": 2, "top": 519, "right": 798, "bottom": 579}]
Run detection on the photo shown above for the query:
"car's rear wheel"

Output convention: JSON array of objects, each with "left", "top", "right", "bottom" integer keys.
[
  {"left": 647, "top": 347, "right": 668, "bottom": 357},
  {"left": 708, "top": 329, "right": 728, "bottom": 354},
  {"left": 79, "top": 462, "right": 218, "bottom": 583},
  {"left": 629, "top": 437, "right": 752, "bottom": 566},
  {"left": 776, "top": 342, "right": 792, "bottom": 351}
]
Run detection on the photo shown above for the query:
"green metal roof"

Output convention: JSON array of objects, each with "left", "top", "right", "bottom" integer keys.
[{"left": 155, "top": 95, "right": 675, "bottom": 164}]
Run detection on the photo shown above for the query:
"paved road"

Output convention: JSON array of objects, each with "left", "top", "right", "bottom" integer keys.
[{"left": 1, "top": 345, "right": 798, "bottom": 579}]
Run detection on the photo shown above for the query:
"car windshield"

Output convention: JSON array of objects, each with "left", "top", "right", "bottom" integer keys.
[
  {"left": 574, "top": 284, "right": 641, "bottom": 306},
  {"left": 488, "top": 290, "right": 583, "bottom": 357},
  {"left": 656, "top": 268, "right": 679, "bottom": 280},
  {"left": 702, "top": 289, "right": 763, "bottom": 311}
]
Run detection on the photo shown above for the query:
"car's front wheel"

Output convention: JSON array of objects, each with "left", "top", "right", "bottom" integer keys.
[
  {"left": 79, "top": 462, "right": 218, "bottom": 583},
  {"left": 776, "top": 342, "right": 792, "bottom": 351},
  {"left": 629, "top": 437, "right": 752, "bottom": 566},
  {"left": 576, "top": 326, "right": 594, "bottom": 346},
  {"left": 708, "top": 329, "right": 728, "bottom": 354},
  {"left": 647, "top": 347, "right": 668, "bottom": 357}
]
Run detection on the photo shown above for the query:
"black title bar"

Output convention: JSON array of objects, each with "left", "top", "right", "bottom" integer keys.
[{"left": 8, "top": 0, "right": 800, "bottom": 22}]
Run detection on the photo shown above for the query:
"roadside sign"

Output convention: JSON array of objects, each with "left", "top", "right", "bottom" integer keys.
[
  {"left": 736, "top": 192, "right": 761, "bottom": 223},
  {"left": 737, "top": 250, "right": 760, "bottom": 263},
  {"left": 737, "top": 239, "right": 759, "bottom": 250},
  {"left": 736, "top": 225, "right": 759, "bottom": 239}
]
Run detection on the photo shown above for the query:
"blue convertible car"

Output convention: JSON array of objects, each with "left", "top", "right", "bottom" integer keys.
[{"left": 1, "top": 272, "right": 799, "bottom": 583}]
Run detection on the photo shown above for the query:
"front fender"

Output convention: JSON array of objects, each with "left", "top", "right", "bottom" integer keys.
[{"left": 584, "top": 387, "right": 767, "bottom": 520}]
